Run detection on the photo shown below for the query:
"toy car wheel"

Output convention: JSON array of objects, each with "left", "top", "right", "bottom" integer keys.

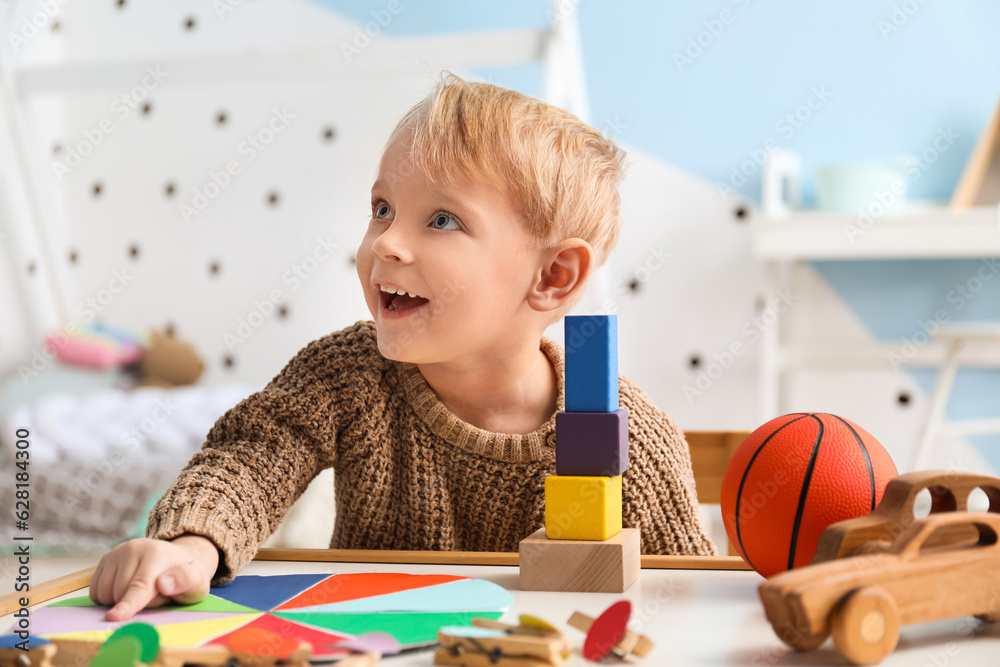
[
  {"left": 975, "top": 610, "right": 1000, "bottom": 623},
  {"left": 831, "top": 586, "right": 900, "bottom": 665}
]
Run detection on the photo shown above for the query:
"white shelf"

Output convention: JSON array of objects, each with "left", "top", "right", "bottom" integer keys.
[{"left": 752, "top": 205, "right": 1000, "bottom": 260}]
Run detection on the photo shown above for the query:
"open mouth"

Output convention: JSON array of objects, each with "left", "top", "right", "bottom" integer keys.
[{"left": 380, "top": 286, "right": 430, "bottom": 312}]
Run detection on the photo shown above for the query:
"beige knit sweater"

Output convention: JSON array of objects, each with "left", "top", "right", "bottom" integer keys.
[{"left": 147, "top": 320, "right": 716, "bottom": 584}]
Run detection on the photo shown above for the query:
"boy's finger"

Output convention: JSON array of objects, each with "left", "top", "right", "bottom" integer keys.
[
  {"left": 157, "top": 562, "right": 210, "bottom": 606},
  {"left": 105, "top": 580, "right": 162, "bottom": 622},
  {"left": 88, "top": 562, "right": 104, "bottom": 604},
  {"left": 90, "top": 563, "right": 118, "bottom": 606},
  {"left": 106, "top": 553, "right": 178, "bottom": 620}
]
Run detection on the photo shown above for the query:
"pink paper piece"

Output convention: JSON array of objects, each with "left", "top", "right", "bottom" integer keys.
[{"left": 330, "top": 632, "right": 401, "bottom": 655}]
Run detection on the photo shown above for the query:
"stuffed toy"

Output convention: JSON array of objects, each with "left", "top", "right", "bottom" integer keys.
[{"left": 137, "top": 330, "right": 205, "bottom": 388}]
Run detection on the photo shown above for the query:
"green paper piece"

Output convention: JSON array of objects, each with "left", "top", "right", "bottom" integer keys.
[
  {"left": 160, "top": 596, "right": 260, "bottom": 613},
  {"left": 106, "top": 623, "right": 159, "bottom": 664},
  {"left": 90, "top": 635, "right": 142, "bottom": 667},
  {"left": 53, "top": 594, "right": 257, "bottom": 614},
  {"left": 51, "top": 596, "right": 100, "bottom": 607},
  {"left": 274, "top": 611, "right": 504, "bottom": 647}
]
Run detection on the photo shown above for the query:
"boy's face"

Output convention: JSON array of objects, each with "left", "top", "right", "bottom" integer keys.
[{"left": 357, "top": 128, "right": 543, "bottom": 363}]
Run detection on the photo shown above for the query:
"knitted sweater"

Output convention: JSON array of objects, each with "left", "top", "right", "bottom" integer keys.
[{"left": 147, "top": 320, "right": 717, "bottom": 584}]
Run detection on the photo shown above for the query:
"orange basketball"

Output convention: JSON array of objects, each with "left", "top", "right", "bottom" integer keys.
[{"left": 720, "top": 413, "right": 898, "bottom": 578}]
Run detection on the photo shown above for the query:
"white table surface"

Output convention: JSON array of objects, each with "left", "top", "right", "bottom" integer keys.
[{"left": 3, "top": 557, "right": 1000, "bottom": 666}]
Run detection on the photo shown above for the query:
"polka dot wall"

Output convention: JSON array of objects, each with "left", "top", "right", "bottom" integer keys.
[
  {"left": 0, "top": 1, "right": 984, "bottom": 475},
  {"left": 1, "top": 1, "right": 434, "bottom": 384}
]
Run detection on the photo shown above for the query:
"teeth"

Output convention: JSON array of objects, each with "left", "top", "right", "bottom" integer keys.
[{"left": 380, "top": 285, "right": 422, "bottom": 298}]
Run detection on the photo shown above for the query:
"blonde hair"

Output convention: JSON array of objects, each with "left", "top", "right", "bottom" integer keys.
[{"left": 388, "top": 73, "right": 627, "bottom": 267}]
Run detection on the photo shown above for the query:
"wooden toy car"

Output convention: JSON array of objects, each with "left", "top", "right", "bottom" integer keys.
[
  {"left": 811, "top": 470, "right": 1000, "bottom": 563},
  {"left": 759, "top": 511, "right": 1000, "bottom": 665}
]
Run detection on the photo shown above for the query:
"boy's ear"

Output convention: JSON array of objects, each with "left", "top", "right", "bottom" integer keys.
[{"left": 527, "top": 238, "right": 593, "bottom": 313}]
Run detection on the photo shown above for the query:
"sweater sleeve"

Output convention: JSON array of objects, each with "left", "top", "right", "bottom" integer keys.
[
  {"left": 620, "top": 376, "right": 718, "bottom": 556},
  {"left": 146, "top": 325, "right": 365, "bottom": 584}
]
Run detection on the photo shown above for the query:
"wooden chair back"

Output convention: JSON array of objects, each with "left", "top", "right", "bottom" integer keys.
[{"left": 684, "top": 430, "right": 751, "bottom": 555}]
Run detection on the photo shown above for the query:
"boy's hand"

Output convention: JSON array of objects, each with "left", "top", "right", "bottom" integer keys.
[{"left": 90, "top": 534, "right": 220, "bottom": 622}]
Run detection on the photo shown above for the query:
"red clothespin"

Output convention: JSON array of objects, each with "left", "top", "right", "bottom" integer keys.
[{"left": 568, "top": 600, "right": 654, "bottom": 661}]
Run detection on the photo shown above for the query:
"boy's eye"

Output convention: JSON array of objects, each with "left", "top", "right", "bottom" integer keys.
[
  {"left": 373, "top": 203, "right": 392, "bottom": 219},
  {"left": 430, "top": 212, "right": 461, "bottom": 230}
]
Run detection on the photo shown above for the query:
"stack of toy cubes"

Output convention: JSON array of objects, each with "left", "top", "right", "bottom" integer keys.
[{"left": 519, "top": 315, "right": 641, "bottom": 593}]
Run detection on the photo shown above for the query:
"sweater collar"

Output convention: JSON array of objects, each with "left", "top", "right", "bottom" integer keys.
[{"left": 393, "top": 337, "right": 565, "bottom": 463}]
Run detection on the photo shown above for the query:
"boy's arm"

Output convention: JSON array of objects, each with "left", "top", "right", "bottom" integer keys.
[
  {"left": 620, "top": 377, "right": 718, "bottom": 556},
  {"left": 146, "top": 331, "right": 362, "bottom": 584}
]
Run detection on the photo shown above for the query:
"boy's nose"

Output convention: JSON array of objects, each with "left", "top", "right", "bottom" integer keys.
[{"left": 370, "top": 222, "right": 414, "bottom": 263}]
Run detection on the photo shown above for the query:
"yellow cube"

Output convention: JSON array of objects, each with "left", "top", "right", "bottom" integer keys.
[{"left": 545, "top": 475, "right": 622, "bottom": 540}]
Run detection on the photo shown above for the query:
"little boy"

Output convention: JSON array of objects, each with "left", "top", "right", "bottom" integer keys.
[{"left": 93, "top": 74, "right": 716, "bottom": 622}]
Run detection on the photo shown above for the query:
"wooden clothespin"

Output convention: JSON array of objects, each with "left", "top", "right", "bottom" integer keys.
[
  {"left": 434, "top": 621, "right": 565, "bottom": 667},
  {"left": 568, "top": 601, "right": 654, "bottom": 661},
  {"left": 0, "top": 639, "right": 57, "bottom": 667},
  {"left": 471, "top": 616, "right": 571, "bottom": 658}
]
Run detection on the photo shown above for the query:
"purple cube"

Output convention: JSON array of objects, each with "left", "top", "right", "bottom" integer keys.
[{"left": 555, "top": 409, "right": 629, "bottom": 477}]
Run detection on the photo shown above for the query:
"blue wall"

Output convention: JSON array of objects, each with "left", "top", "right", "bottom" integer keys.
[
  {"left": 320, "top": 0, "right": 1000, "bottom": 204},
  {"left": 316, "top": 1, "right": 1000, "bottom": 468}
]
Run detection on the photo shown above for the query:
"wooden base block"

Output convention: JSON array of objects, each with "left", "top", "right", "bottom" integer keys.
[{"left": 519, "top": 527, "right": 640, "bottom": 593}]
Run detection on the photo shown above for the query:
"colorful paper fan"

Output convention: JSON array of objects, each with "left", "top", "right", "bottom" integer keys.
[{"left": 30, "top": 573, "right": 513, "bottom": 659}]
